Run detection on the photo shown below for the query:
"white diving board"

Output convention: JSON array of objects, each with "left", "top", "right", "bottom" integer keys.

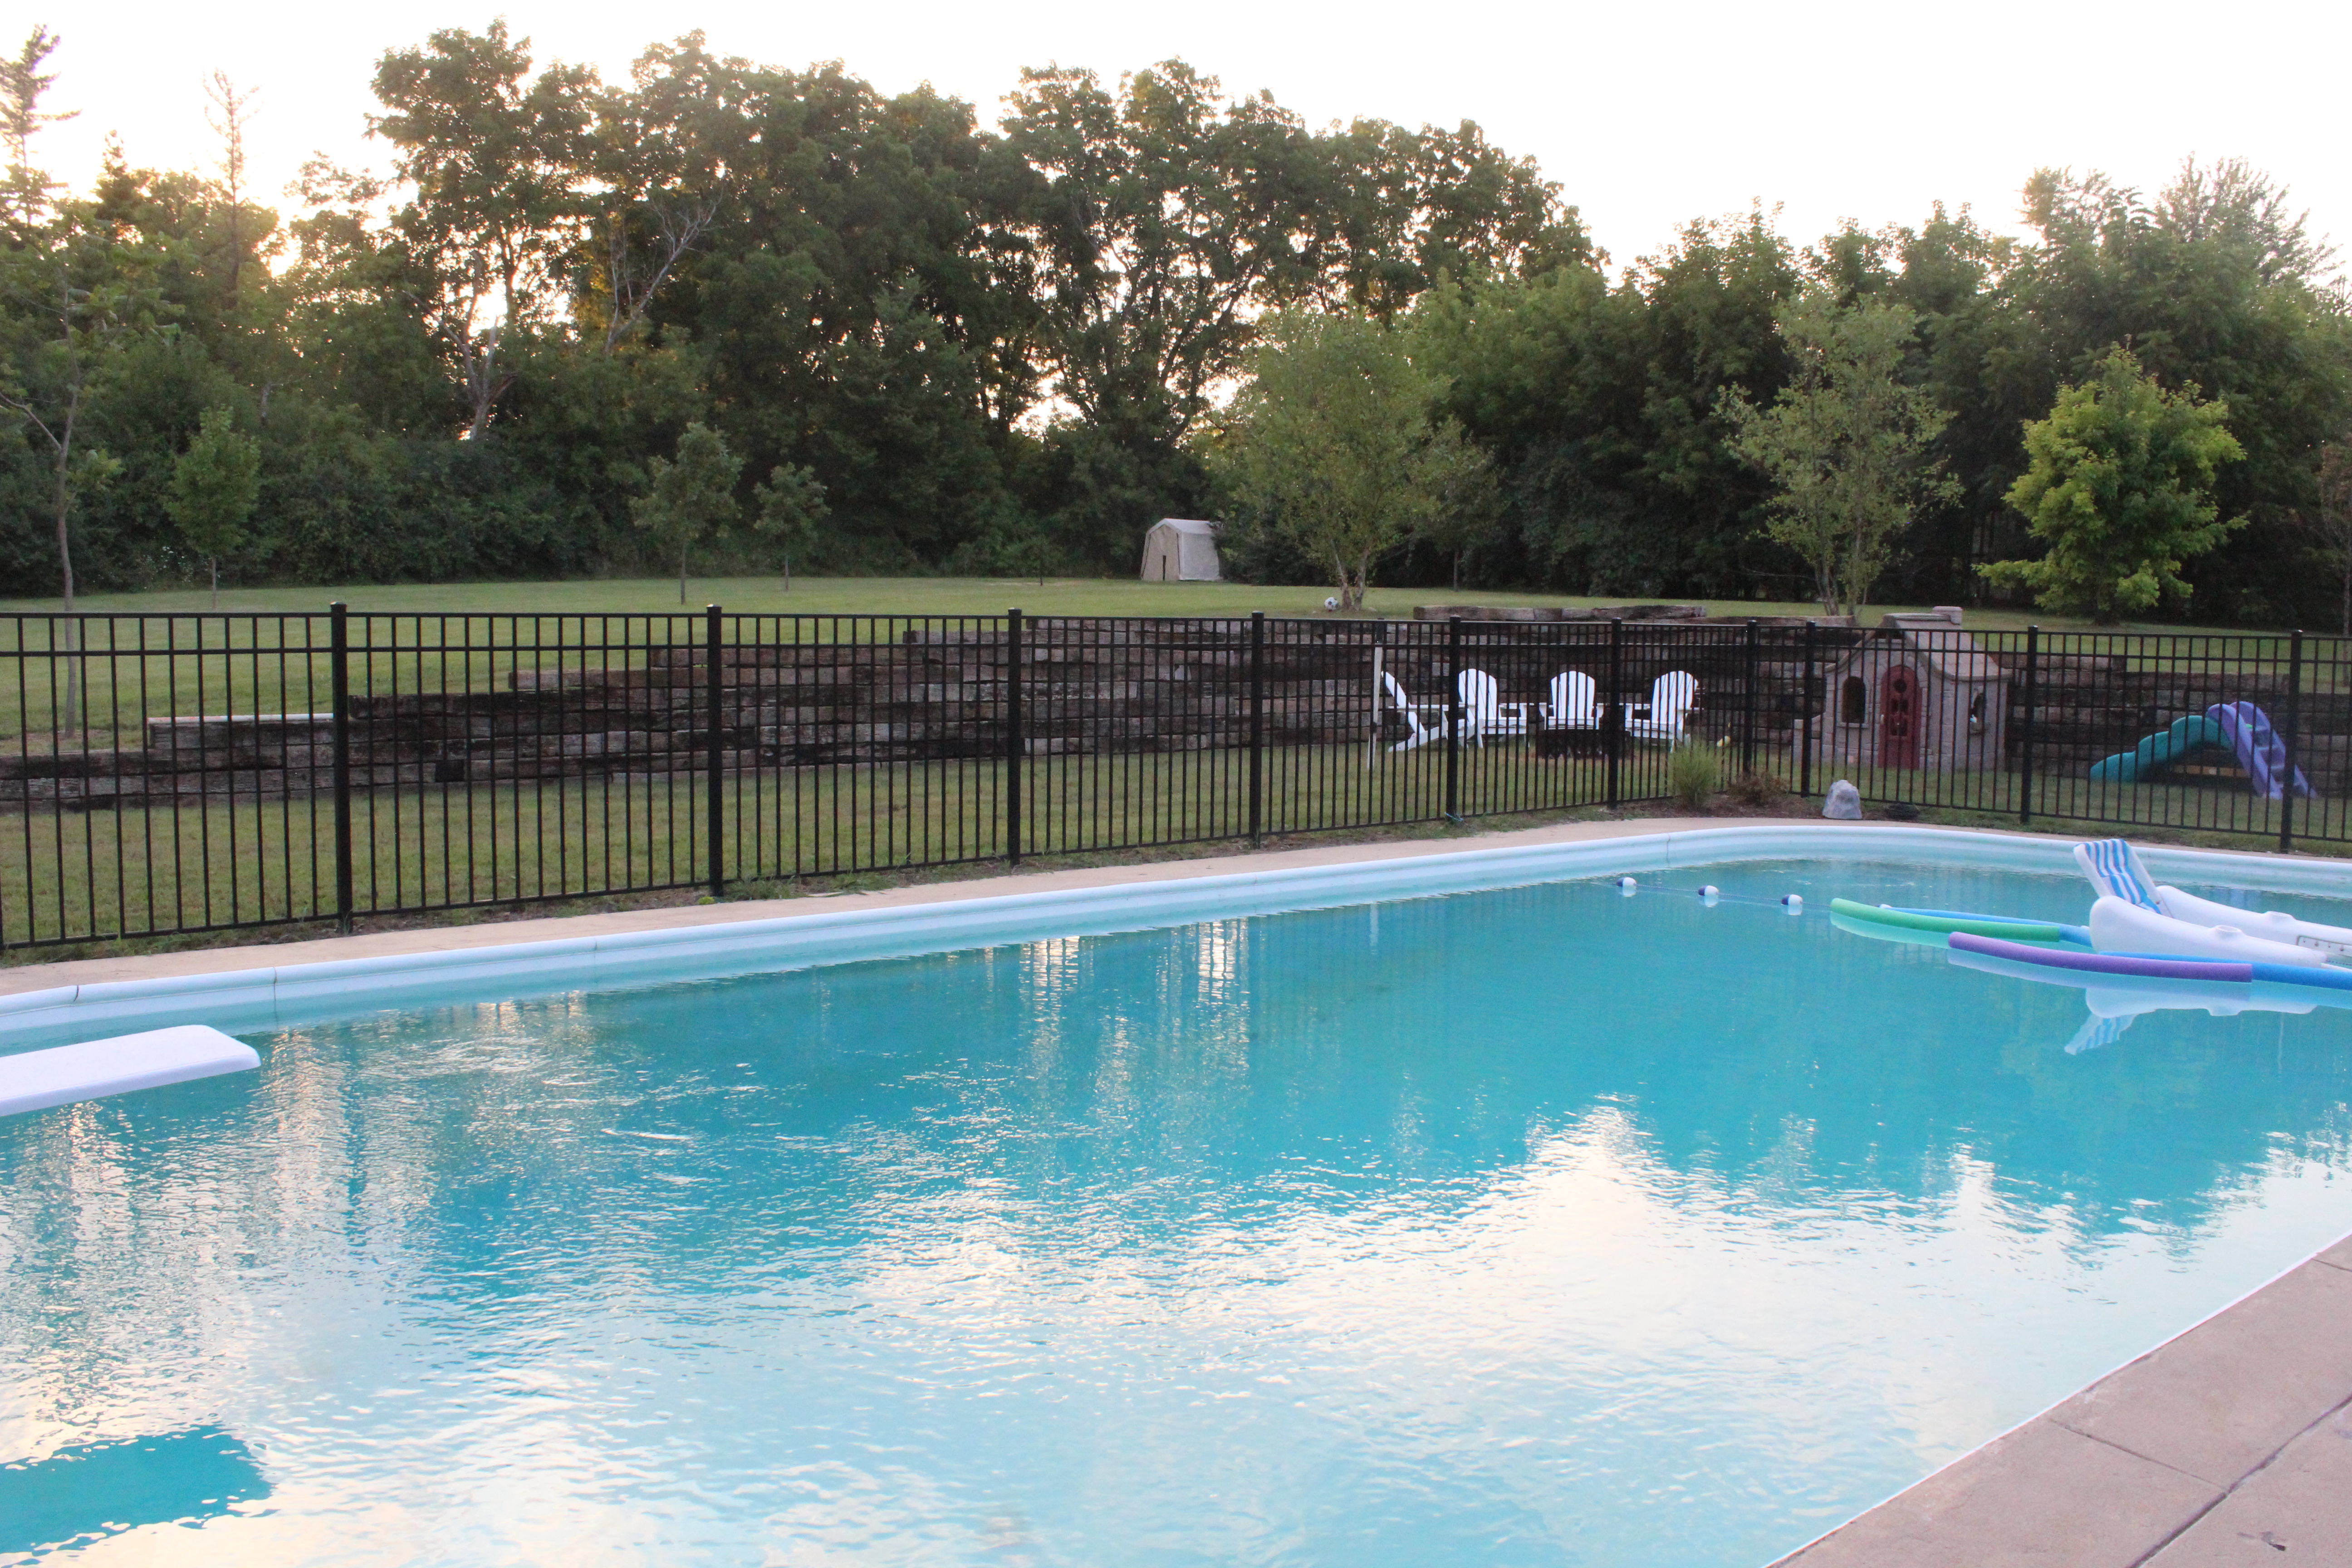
[{"left": 0, "top": 1025, "right": 259, "bottom": 1117}]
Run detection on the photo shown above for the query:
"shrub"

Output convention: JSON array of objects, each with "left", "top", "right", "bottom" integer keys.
[
  {"left": 1667, "top": 738, "right": 1724, "bottom": 811},
  {"left": 1726, "top": 769, "right": 1784, "bottom": 808}
]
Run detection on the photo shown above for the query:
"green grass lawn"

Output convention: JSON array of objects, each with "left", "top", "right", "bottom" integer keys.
[
  {"left": 0, "top": 572, "right": 2313, "bottom": 637},
  {"left": 0, "top": 741, "right": 1617, "bottom": 948}
]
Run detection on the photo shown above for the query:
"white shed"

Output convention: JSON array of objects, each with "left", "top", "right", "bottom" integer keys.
[{"left": 1140, "top": 518, "right": 1222, "bottom": 582}]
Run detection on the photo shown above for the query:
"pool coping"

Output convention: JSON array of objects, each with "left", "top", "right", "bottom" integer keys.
[
  {"left": 6, "top": 818, "right": 2351, "bottom": 1045},
  {"left": 7, "top": 815, "right": 2352, "bottom": 1561}
]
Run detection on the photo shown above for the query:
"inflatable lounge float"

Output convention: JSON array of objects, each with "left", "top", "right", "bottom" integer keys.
[
  {"left": 2076, "top": 838, "right": 2352, "bottom": 960},
  {"left": 1829, "top": 899, "right": 2089, "bottom": 948}
]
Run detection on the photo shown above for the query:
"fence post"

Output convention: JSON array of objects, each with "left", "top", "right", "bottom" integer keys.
[
  {"left": 1742, "top": 618, "right": 1759, "bottom": 777},
  {"left": 1799, "top": 620, "right": 1816, "bottom": 800},
  {"left": 1005, "top": 608, "right": 1024, "bottom": 866},
  {"left": 329, "top": 603, "right": 354, "bottom": 935},
  {"left": 706, "top": 604, "right": 725, "bottom": 896},
  {"left": 1443, "top": 615, "right": 1462, "bottom": 822},
  {"left": 2019, "top": 625, "right": 2039, "bottom": 826},
  {"left": 1248, "top": 612, "right": 1265, "bottom": 846},
  {"left": 2281, "top": 628, "right": 2304, "bottom": 854},
  {"left": 1605, "top": 617, "right": 1623, "bottom": 809}
]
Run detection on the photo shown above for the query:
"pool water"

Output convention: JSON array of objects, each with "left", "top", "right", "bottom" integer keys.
[{"left": 5, "top": 857, "right": 2351, "bottom": 1567}]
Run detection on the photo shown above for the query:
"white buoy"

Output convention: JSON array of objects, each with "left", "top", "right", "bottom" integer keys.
[
  {"left": 1782, "top": 893, "right": 1804, "bottom": 914},
  {"left": 1699, "top": 885, "right": 1720, "bottom": 905},
  {"left": 1617, "top": 876, "right": 1638, "bottom": 896}
]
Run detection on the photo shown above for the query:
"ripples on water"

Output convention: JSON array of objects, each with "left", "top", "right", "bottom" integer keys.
[{"left": 3, "top": 859, "right": 2349, "bottom": 1565}]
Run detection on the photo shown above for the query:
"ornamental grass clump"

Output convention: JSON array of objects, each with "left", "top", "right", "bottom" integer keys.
[{"left": 1668, "top": 737, "right": 1725, "bottom": 811}]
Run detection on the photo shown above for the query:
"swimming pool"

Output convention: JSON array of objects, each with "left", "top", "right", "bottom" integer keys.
[{"left": 5, "top": 837, "right": 2351, "bottom": 1565}]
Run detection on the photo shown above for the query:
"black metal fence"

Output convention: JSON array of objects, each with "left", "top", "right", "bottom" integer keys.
[{"left": 3, "top": 609, "right": 2344, "bottom": 950}]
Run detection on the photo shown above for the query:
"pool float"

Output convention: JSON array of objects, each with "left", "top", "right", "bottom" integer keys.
[
  {"left": 2085, "top": 895, "right": 2331, "bottom": 966},
  {"left": 1828, "top": 899, "right": 2088, "bottom": 948},
  {"left": 1946, "top": 929, "right": 2352, "bottom": 1005},
  {"left": 1833, "top": 838, "right": 2352, "bottom": 965},
  {"left": 1944, "top": 939, "right": 2326, "bottom": 1054},
  {"left": 2074, "top": 838, "right": 2352, "bottom": 960}
]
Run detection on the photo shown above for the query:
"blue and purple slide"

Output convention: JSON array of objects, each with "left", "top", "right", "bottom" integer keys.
[{"left": 2089, "top": 701, "right": 2312, "bottom": 798}]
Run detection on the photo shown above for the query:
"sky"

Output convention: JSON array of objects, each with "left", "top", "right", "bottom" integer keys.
[{"left": 15, "top": 0, "right": 2351, "bottom": 273}]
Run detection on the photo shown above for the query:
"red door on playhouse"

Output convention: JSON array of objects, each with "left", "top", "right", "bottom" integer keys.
[{"left": 1879, "top": 665, "right": 1921, "bottom": 769}]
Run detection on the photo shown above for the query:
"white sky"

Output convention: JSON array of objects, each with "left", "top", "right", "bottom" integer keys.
[{"left": 16, "top": 0, "right": 2350, "bottom": 273}]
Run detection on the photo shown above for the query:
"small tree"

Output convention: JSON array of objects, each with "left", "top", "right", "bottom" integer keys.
[
  {"left": 1981, "top": 348, "right": 2244, "bottom": 622},
  {"left": 1724, "top": 289, "right": 1955, "bottom": 617},
  {"left": 167, "top": 407, "right": 261, "bottom": 606},
  {"left": 751, "top": 461, "right": 828, "bottom": 586},
  {"left": 631, "top": 421, "right": 741, "bottom": 603},
  {"left": 1213, "top": 310, "right": 1488, "bottom": 612}
]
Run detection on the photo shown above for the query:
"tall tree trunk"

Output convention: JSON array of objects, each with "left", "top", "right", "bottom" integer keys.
[
  {"left": 53, "top": 409, "right": 80, "bottom": 741},
  {"left": 210, "top": 556, "right": 220, "bottom": 609},
  {"left": 679, "top": 549, "right": 688, "bottom": 606}
]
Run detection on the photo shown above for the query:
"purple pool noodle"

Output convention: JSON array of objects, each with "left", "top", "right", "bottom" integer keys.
[{"left": 1946, "top": 931, "right": 2253, "bottom": 981}]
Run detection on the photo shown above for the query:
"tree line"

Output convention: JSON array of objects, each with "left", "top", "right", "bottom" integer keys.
[{"left": 5, "top": 22, "right": 2351, "bottom": 626}]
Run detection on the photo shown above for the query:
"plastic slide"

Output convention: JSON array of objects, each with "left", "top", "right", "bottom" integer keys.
[
  {"left": 2087, "top": 703, "right": 2312, "bottom": 797},
  {"left": 2087, "top": 715, "right": 2227, "bottom": 783},
  {"left": 2207, "top": 701, "right": 2314, "bottom": 799}
]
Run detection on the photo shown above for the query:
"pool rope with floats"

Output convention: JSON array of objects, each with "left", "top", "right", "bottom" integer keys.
[{"left": 1612, "top": 875, "right": 1805, "bottom": 914}]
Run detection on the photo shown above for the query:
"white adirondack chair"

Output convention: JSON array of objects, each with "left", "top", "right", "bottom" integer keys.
[
  {"left": 1381, "top": 670, "right": 1442, "bottom": 752},
  {"left": 1543, "top": 671, "right": 1601, "bottom": 730},
  {"left": 1623, "top": 671, "right": 1698, "bottom": 743},
  {"left": 1458, "top": 668, "right": 1534, "bottom": 745}
]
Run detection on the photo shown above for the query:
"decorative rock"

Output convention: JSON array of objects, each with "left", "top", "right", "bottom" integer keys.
[{"left": 1823, "top": 779, "right": 1862, "bottom": 820}]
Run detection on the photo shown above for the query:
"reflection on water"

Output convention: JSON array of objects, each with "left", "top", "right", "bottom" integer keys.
[
  {"left": 0, "top": 1426, "right": 266, "bottom": 1554},
  {"left": 0, "top": 858, "right": 2348, "bottom": 1567}
]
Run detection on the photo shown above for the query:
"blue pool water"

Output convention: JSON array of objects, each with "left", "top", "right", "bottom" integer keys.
[{"left": 4, "top": 856, "right": 2351, "bottom": 1566}]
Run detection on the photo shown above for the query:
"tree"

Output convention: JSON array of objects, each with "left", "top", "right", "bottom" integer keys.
[
  {"left": 167, "top": 406, "right": 260, "bottom": 605},
  {"left": 1724, "top": 288, "right": 1956, "bottom": 616},
  {"left": 0, "top": 26, "right": 70, "bottom": 233},
  {"left": 1981, "top": 348, "right": 2244, "bottom": 621},
  {"left": 2012, "top": 161, "right": 2352, "bottom": 622},
  {"left": 751, "top": 461, "right": 828, "bottom": 572},
  {"left": 371, "top": 22, "right": 594, "bottom": 437},
  {"left": 1211, "top": 310, "right": 1488, "bottom": 610},
  {"left": 588, "top": 34, "right": 729, "bottom": 355},
  {"left": 203, "top": 73, "right": 260, "bottom": 304},
  {"left": 2309, "top": 439, "right": 2352, "bottom": 636},
  {"left": 631, "top": 420, "right": 740, "bottom": 602},
  {"left": 0, "top": 33, "right": 155, "bottom": 617}
]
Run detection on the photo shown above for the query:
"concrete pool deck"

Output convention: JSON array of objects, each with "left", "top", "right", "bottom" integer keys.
[
  {"left": 1774, "top": 1234, "right": 2352, "bottom": 1567},
  {"left": 8, "top": 814, "right": 2352, "bottom": 1564}
]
